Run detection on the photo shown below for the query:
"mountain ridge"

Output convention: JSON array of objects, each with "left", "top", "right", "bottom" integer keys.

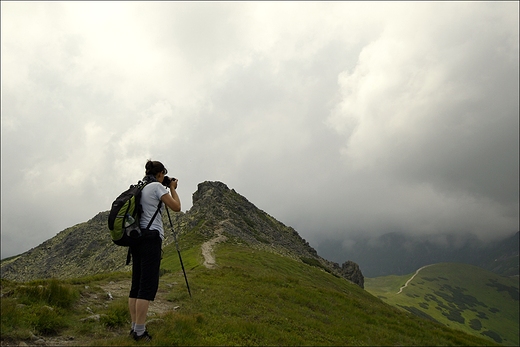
[{"left": 0, "top": 181, "right": 364, "bottom": 288}]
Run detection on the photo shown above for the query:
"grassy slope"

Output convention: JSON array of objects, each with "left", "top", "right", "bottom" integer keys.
[
  {"left": 124, "top": 236, "right": 494, "bottom": 346},
  {"left": 365, "top": 263, "right": 519, "bottom": 346},
  {"left": 1, "top": 234, "right": 497, "bottom": 346}
]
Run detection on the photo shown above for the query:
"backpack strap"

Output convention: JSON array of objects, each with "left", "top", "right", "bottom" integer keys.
[
  {"left": 126, "top": 201, "right": 163, "bottom": 266},
  {"left": 146, "top": 201, "right": 163, "bottom": 230}
]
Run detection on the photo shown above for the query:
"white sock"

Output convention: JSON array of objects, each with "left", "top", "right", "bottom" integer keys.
[
  {"left": 135, "top": 324, "right": 146, "bottom": 336},
  {"left": 131, "top": 322, "right": 136, "bottom": 331}
]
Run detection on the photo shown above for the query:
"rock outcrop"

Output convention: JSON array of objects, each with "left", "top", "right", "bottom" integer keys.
[{"left": 339, "top": 260, "right": 365, "bottom": 289}]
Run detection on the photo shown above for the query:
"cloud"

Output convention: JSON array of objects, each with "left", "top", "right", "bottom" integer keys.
[
  {"left": 322, "top": 3, "right": 519, "bottom": 243},
  {"left": 1, "top": 2, "right": 518, "bottom": 260}
]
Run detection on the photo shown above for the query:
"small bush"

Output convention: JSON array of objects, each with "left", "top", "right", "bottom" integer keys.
[
  {"left": 16, "top": 279, "right": 79, "bottom": 309},
  {"left": 2, "top": 292, "right": 68, "bottom": 338},
  {"left": 100, "top": 298, "right": 129, "bottom": 328},
  {"left": 470, "top": 319, "right": 482, "bottom": 331},
  {"left": 481, "top": 330, "right": 503, "bottom": 343},
  {"left": 1, "top": 298, "right": 21, "bottom": 336},
  {"left": 47, "top": 279, "right": 79, "bottom": 308},
  {"left": 31, "top": 306, "right": 68, "bottom": 336}
]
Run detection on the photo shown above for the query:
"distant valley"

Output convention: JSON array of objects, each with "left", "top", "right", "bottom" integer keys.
[
  {"left": 317, "top": 231, "right": 519, "bottom": 278},
  {"left": 365, "top": 263, "right": 519, "bottom": 345}
]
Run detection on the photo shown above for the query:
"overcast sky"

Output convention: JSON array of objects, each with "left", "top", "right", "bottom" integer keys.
[{"left": 1, "top": 2, "right": 518, "bottom": 260}]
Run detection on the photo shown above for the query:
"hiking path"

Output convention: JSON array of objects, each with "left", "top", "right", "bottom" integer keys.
[
  {"left": 201, "top": 220, "right": 228, "bottom": 269},
  {"left": 396, "top": 264, "right": 433, "bottom": 294}
]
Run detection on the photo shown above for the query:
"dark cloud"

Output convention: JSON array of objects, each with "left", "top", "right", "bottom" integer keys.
[{"left": 1, "top": 2, "right": 518, "bottom": 259}]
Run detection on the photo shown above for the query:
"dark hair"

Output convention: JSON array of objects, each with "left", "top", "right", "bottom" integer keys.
[{"left": 145, "top": 160, "right": 167, "bottom": 176}]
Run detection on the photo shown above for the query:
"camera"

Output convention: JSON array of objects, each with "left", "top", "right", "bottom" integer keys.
[{"left": 162, "top": 175, "right": 176, "bottom": 187}]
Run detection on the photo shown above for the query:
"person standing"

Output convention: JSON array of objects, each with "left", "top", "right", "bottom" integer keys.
[{"left": 128, "top": 160, "right": 181, "bottom": 341}]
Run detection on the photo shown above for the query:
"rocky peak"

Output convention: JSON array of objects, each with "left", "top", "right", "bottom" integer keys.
[
  {"left": 189, "top": 181, "right": 364, "bottom": 288},
  {"left": 192, "top": 181, "right": 232, "bottom": 204}
]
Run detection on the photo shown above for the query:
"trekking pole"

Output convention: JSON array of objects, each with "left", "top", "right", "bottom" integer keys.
[{"left": 166, "top": 208, "right": 192, "bottom": 298}]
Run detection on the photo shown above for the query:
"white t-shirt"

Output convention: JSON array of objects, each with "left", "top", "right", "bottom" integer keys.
[{"left": 140, "top": 182, "right": 169, "bottom": 239}]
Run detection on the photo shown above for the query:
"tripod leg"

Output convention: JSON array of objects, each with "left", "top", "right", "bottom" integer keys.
[{"left": 166, "top": 208, "right": 192, "bottom": 298}]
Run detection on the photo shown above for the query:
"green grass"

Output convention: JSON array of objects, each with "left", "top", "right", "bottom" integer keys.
[
  {"left": 1, "top": 278, "right": 78, "bottom": 339},
  {"left": 365, "top": 263, "right": 519, "bottom": 345},
  {"left": 133, "top": 241, "right": 494, "bottom": 346},
  {"left": 1, "top": 239, "right": 498, "bottom": 346}
]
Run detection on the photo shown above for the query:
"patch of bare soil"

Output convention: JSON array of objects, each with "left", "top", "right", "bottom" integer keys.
[
  {"left": 201, "top": 221, "right": 228, "bottom": 269},
  {"left": 98, "top": 278, "right": 178, "bottom": 317}
]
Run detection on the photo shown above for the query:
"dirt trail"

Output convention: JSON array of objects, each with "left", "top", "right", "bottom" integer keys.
[
  {"left": 98, "top": 279, "right": 178, "bottom": 316},
  {"left": 396, "top": 265, "right": 433, "bottom": 294},
  {"left": 201, "top": 221, "right": 228, "bottom": 269}
]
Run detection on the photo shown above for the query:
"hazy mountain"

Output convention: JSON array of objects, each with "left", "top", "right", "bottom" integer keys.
[{"left": 317, "top": 231, "right": 519, "bottom": 278}]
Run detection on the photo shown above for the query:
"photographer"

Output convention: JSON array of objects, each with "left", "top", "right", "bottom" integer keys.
[{"left": 128, "top": 160, "right": 181, "bottom": 341}]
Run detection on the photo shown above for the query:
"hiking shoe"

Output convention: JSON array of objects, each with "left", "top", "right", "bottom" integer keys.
[
  {"left": 129, "top": 329, "right": 134, "bottom": 337},
  {"left": 133, "top": 330, "right": 152, "bottom": 342}
]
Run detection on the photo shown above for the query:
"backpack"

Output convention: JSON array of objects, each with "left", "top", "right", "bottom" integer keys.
[{"left": 108, "top": 179, "right": 162, "bottom": 263}]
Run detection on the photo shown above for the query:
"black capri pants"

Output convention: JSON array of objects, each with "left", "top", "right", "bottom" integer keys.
[{"left": 129, "top": 230, "right": 162, "bottom": 301}]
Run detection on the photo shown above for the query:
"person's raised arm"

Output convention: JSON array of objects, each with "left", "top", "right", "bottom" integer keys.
[{"left": 161, "top": 179, "right": 181, "bottom": 212}]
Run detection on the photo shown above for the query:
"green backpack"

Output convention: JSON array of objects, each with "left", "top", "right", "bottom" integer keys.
[{"left": 108, "top": 180, "right": 161, "bottom": 246}]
